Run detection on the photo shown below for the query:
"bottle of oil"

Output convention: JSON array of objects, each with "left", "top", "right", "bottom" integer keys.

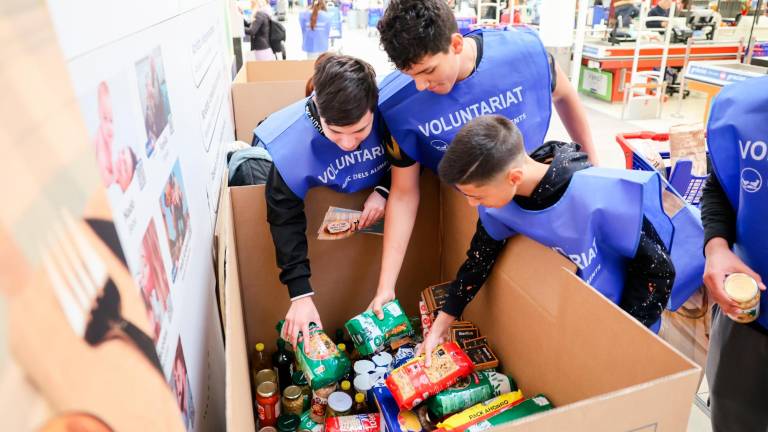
[
  {"left": 352, "top": 392, "right": 368, "bottom": 414},
  {"left": 252, "top": 342, "right": 270, "bottom": 390},
  {"left": 273, "top": 338, "right": 294, "bottom": 391}
]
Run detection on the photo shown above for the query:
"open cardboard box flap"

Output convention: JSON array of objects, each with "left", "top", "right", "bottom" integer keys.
[
  {"left": 231, "top": 60, "right": 316, "bottom": 142},
  {"left": 223, "top": 173, "right": 701, "bottom": 432}
]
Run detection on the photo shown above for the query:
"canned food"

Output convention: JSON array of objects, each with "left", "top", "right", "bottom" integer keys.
[
  {"left": 724, "top": 273, "right": 761, "bottom": 323},
  {"left": 257, "top": 369, "right": 279, "bottom": 387}
]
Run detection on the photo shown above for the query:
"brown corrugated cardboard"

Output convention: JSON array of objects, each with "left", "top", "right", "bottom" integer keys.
[
  {"left": 223, "top": 174, "right": 702, "bottom": 431},
  {"left": 231, "top": 60, "right": 315, "bottom": 142}
]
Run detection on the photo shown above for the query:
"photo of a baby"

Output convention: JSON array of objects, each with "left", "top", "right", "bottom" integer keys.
[{"left": 135, "top": 47, "right": 172, "bottom": 158}]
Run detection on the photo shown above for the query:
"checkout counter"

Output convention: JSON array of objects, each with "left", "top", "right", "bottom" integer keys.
[
  {"left": 579, "top": 39, "right": 742, "bottom": 102},
  {"left": 684, "top": 60, "right": 768, "bottom": 123}
]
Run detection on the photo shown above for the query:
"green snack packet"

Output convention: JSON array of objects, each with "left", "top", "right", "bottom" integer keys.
[
  {"left": 345, "top": 300, "right": 413, "bottom": 356},
  {"left": 427, "top": 371, "right": 515, "bottom": 418},
  {"left": 277, "top": 321, "right": 351, "bottom": 390},
  {"left": 299, "top": 410, "right": 324, "bottom": 432},
  {"left": 465, "top": 395, "right": 553, "bottom": 431}
]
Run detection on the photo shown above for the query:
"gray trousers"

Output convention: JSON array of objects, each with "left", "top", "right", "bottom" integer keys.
[{"left": 706, "top": 306, "right": 768, "bottom": 432}]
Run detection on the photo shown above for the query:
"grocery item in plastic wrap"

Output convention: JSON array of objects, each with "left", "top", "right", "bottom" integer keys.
[
  {"left": 372, "top": 383, "right": 423, "bottom": 432},
  {"left": 427, "top": 371, "right": 516, "bottom": 418},
  {"left": 436, "top": 391, "right": 524, "bottom": 431},
  {"left": 278, "top": 321, "right": 351, "bottom": 390},
  {"left": 385, "top": 342, "right": 475, "bottom": 410},
  {"left": 345, "top": 300, "right": 413, "bottom": 356},
  {"left": 464, "top": 395, "right": 553, "bottom": 431},
  {"left": 324, "top": 414, "right": 381, "bottom": 432},
  {"left": 300, "top": 410, "right": 325, "bottom": 432}
]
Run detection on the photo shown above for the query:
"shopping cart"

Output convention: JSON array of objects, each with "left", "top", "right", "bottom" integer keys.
[{"left": 616, "top": 131, "right": 707, "bottom": 207}]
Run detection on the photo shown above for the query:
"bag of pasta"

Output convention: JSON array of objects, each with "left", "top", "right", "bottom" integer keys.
[
  {"left": 385, "top": 342, "right": 474, "bottom": 410},
  {"left": 278, "top": 320, "right": 351, "bottom": 390}
]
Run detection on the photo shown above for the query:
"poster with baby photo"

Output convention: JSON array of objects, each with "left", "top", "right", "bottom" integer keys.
[
  {"left": 89, "top": 80, "right": 147, "bottom": 195},
  {"left": 137, "top": 218, "right": 173, "bottom": 342},
  {"left": 159, "top": 160, "right": 191, "bottom": 282},
  {"left": 136, "top": 46, "right": 173, "bottom": 159},
  {"left": 170, "top": 337, "right": 196, "bottom": 431}
]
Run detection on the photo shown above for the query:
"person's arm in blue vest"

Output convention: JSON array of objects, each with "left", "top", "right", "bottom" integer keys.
[
  {"left": 620, "top": 217, "right": 675, "bottom": 327},
  {"left": 701, "top": 173, "right": 765, "bottom": 316},
  {"left": 368, "top": 139, "right": 420, "bottom": 318},
  {"left": 266, "top": 164, "right": 322, "bottom": 349},
  {"left": 419, "top": 220, "right": 506, "bottom": 366},
  {"left": 551, "top": 61, "right": 599, "bottom": 166}
]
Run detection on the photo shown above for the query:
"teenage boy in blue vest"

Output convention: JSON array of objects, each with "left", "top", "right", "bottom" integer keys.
[
  {"left": 255, "top": 54, "right": 392, "bottom": 348},
  {"left": 416, "top": 115, "right": 704, "bottom": 364},
  {"left": 702, "top": 76, "right": 768, "bottom": 431},
  {"left": 368, "top": 0, "right": 599, "bottom": 316}
]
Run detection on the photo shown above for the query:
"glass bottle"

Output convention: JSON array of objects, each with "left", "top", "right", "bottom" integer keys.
[
  {"left": 273, "top": 338, "right": 294, "bottom": 392},
  {"left": 353, "top": 392, "right": 368, "bottom": 414}
]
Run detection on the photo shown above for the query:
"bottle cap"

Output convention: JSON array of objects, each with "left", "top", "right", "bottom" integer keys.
[{"left": 256, "top": 342, "right": 265, "bottom": 352}]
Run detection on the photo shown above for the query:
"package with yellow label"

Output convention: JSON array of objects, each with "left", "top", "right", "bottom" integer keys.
[{"left": 436, "top": 391, "right": 524, "bottom": 431}]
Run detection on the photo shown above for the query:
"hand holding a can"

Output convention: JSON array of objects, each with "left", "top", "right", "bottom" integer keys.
[{"left": 704, "top": 238, "right": 766, "bottom": 316}]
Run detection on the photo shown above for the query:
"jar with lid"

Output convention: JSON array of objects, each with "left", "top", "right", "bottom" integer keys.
[
  {"left": 277, "top": 414, "right": 300, "bottom": 432},
  {"left": 256, "top": 369, "right": 278, "bottom": 388},
  {"left": 326, "top": 391, "right": 353, "bottom": 417},
  {"left": 257, "top": 381, "right": 281, "bottom": 427},
  {"left": 260, "top": 427, "right": 278, "bottom": 432},
  {"left": 310, "top": 383, "right": 337, "bottom": 423},
  {"left": 282, "top": 385, "right": 304, "bottom": 416},
  {"left": 292, "top": 371, "right": 311, "bottom": 411},
  {"left": 724, "top": 273, "right": 761, "bottom": 323}
]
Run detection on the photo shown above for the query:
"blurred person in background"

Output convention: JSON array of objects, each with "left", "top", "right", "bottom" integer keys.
[
  {"left": 247, "top": 0, "right": 275, "bottom": 60},
  {"left": 299, "top": 0, "right": 332, "bottom": 59}
]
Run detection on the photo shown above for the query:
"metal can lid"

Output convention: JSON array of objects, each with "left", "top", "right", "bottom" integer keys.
[
  {"left": 277, "top": 414, "right": 301, "bottom": 432},
  {"left": 328, "top": 392, "right": 353, "bottom": 412},
  {"left": 260, "top": 427, "right": 278, "bottom": 432},
  {"left": 373, "top": 352, "right": 393, "bottom": 367},
  {"left": 284, "top": 385, "right": 303, "bottom": 400},
  {"left": 725, "top": 273, "right": 759, "bottom": 302},
  {"left": 256, "top": 369, "right": 278, "bottom": 385},
  {"left": 292, "top": 371, "right": 308, "bottom": 386},
  {"left": 353, "top": 374, "right": 372, "bottom": 392},
  {"left": 257, "top": 381, "right": 277, "bottom": 398},
  {"left": 353, "top": 360, "right": 376, "bottom": 375}
]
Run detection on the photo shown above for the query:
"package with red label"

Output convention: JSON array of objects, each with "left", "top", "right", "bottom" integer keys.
[
  {"left": 325, "top": 413, "right": 381, "bottom": 432},
  {"left": 385, "top": 342, "right": 475, "bottom": 410}
]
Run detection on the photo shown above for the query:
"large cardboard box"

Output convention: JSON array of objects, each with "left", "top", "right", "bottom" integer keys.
[
  {"left": 222, "top": 174, "right": 702, "bottom": 431},
  {"left": 231, "top": 60, "right": 316, "bottom": 142}
]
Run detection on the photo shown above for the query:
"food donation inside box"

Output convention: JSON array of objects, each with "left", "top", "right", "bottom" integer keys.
[{"left": 221, "top": 177, "right": 702, "bottom": 432}]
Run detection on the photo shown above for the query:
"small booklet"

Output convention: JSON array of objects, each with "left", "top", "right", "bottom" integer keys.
[{"left": 317, "top": 206, "right": 384, "bottom": 240}]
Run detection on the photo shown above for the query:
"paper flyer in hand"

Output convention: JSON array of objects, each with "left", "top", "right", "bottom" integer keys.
[{"left": 317, "top": 206, "right": 384, "bottom": 240}]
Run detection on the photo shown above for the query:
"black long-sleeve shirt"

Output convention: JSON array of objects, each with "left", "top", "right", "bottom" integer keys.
[
  {"left": 442, "top": 142, "right": 675, "bottom": 328},
  {"left": 700, "top": 171, "right": 768, "bottom": 337},
  {"left": 701, "top": 173, "right": 736, "bottom": 247},
  {"left": 266, "top": 99, "right": 391, "bottom": 299}
]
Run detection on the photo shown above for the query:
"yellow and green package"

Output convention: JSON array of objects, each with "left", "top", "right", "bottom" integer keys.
[
  {"left": 345, "top": 300, "right": 413, "bottom": 356},
  {"left": 427, "top": 371, "right": 516, "bottom": 418},
  {"left": 465, "top": 395, "right": 553, "bottom": 431},
  {"left": 436, "top": 391, "right": 524, "bottom": 431},
  {"left": 278, "top": 321, "right": 351, "bottom": 390}
]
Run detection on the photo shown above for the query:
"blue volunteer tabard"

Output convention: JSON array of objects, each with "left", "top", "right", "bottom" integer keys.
[
  {"left": 479, "top": 168, "right": 705, "bottom": 324},
  {"left": 378, "top": 27, "right": 553, "bottom": 172},
  {"left": 708, "top": 75, "right": 768, "bottom": 330},
  {"left": 255, "top": 98, "right": 389, "bottom": 199},
  {"left": 299, "top": 10, "right": 332, "bottom": 53}
]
